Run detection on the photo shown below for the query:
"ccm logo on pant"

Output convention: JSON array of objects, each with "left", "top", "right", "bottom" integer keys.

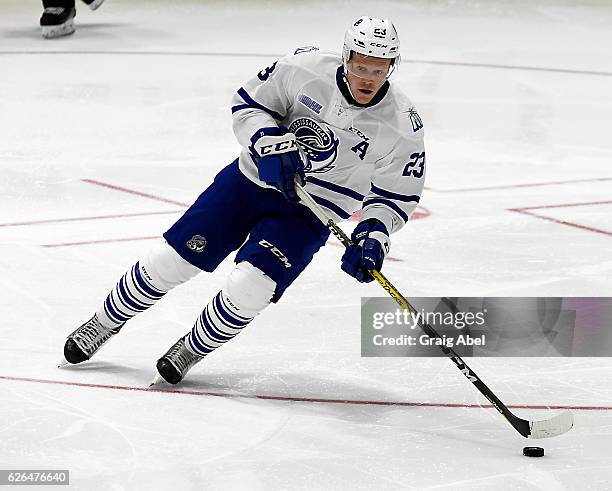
[{"left": 258, "top": 240, "right": 292, "bottom": 268}]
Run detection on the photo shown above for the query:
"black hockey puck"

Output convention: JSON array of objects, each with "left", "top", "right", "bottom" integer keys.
[{"left": 523, "top": 446, "right": 544, "bottom": 457}]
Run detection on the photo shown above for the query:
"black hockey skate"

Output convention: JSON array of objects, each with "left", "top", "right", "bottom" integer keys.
[
  {"left": 153, "top": 337, "right": 204, "bottom": 385},
  {"left": 81, "top": 0, "right": 105, "bottom": 11},
  {"left": 62, "top": 314, "right": 123, "bottom": 365},
  {"left": 40, "top": 7, "right": 76, "bottom": 39}
]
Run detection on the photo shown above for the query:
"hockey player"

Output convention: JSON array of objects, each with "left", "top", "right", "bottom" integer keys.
[
  {"left": 61, "top": 16, "right": 426, "bottom": 385},
  {"left": 40, "top": 0, "right": 104, "bottom": 39}
]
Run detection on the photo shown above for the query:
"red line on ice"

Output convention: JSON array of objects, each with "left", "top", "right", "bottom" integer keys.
[
  {"left": 510, "top": 200, "right": 612, "bottom": 237},
  {"left": 0, "top": 211, "right": 183, "bottom": 228},
  {"left": 42, "top": 236, "right": 161, "bottom": 248},
  {"left": 1, "top": 375, "right": 610, "bottom": 411},
  {"left": 81, "top": 179, "right": 189, "bottom": 207},
  {"left": 513, "top": 200, "right": 612, "bottom": 211},
  {"left": 425, "top": 176, "right": 612, "bottom": 193}
]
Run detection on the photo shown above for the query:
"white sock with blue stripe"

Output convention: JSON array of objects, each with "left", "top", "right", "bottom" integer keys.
[
  {"left": 186, "top": 291, "right": 256, "bottom": 356},
  {"left": 96, "top": 261, "right": 167, "bottom": 328}
]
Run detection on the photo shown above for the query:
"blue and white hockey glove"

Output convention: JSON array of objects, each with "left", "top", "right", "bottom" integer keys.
[
  {"left": 251, "top": 127, "right": 305, "bottom": 202},
  {"left": 341, "top": 219, "right": 390, "bottom": 283}
]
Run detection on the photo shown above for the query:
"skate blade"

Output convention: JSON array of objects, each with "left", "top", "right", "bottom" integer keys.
[
  {"left": 149, "top": 373, "right": 164, "bottom": 387},
  {"left": 42, "top": 20, "right": 75, "bottom": 39},
  {"left": 88, "top": 0, "right": 105, "bottom": 10},
  {"left": 57, "top": 359, "right": 69, "bottom": 368}
]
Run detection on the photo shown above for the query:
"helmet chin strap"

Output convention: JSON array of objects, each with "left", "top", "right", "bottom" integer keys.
[{"left": 341, "top": 61, "right": 359, "bottom": 100}]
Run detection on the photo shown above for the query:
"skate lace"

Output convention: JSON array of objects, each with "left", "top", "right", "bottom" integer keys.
[
  {"left": 167, "top": 340, "right": 201, "bottom": 373},
  {"left": 73, "top": 318, "right": 114, "bottom": 354},
  {"left": 44, "top": 7, "right": 66, "bottom": 14}
]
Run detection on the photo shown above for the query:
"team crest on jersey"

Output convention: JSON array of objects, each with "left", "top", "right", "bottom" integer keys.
[
  {"left": 289, "top": 117, "right": 339, "bottom": 173},
  {"left": 406, "top": 107, "right": 423, "bottom": 132},
  {"left": 186, "top": 235, "right": 206, "bottom": 253}
]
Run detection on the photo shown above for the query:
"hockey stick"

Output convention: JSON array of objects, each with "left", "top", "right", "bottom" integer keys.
[{"left": 295, "top": 182, "right": 573, "bottom": 439}]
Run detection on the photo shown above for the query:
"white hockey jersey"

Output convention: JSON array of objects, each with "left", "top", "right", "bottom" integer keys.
[{"left": 231, "top": 47, "right": 426, "bottom": 235}]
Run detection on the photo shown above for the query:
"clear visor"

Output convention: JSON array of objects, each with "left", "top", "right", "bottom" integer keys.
[{"left": 346, "top": 56, "right": 394, "bottom": 82}]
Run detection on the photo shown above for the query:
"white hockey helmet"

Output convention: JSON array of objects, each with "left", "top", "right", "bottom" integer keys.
[{"left": 342, "top": 16, "right": 401, "bottom": 76}]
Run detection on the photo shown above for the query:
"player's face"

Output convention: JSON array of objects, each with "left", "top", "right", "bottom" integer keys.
[{"left": 345, "top": 54, "right": 393, "bottom": 104}]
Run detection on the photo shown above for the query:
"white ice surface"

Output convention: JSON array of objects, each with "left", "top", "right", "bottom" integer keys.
[{"left": 1, "top": 0, "right": 611, "bottom": 489}]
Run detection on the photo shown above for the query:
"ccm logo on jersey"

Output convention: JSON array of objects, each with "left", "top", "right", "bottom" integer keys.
[
  {"left": 259, "top": 138, "right": 297, "bottom": 155},
  {"left": 258, "top": 240, "right": 292, "bottom": 268}
]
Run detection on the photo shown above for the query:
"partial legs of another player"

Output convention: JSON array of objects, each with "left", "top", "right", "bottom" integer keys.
[{"left": 40, "top": 0, "right": 105, "bottom": 39}]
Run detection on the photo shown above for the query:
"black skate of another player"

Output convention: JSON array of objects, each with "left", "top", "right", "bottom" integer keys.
[{"left": 40, "top": 0, "right": 105, "bottom": 39}]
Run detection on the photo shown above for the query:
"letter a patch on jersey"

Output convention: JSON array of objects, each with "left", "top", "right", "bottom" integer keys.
[{"left": 351, "top": 140, "right": 369, "bottom": 161}]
